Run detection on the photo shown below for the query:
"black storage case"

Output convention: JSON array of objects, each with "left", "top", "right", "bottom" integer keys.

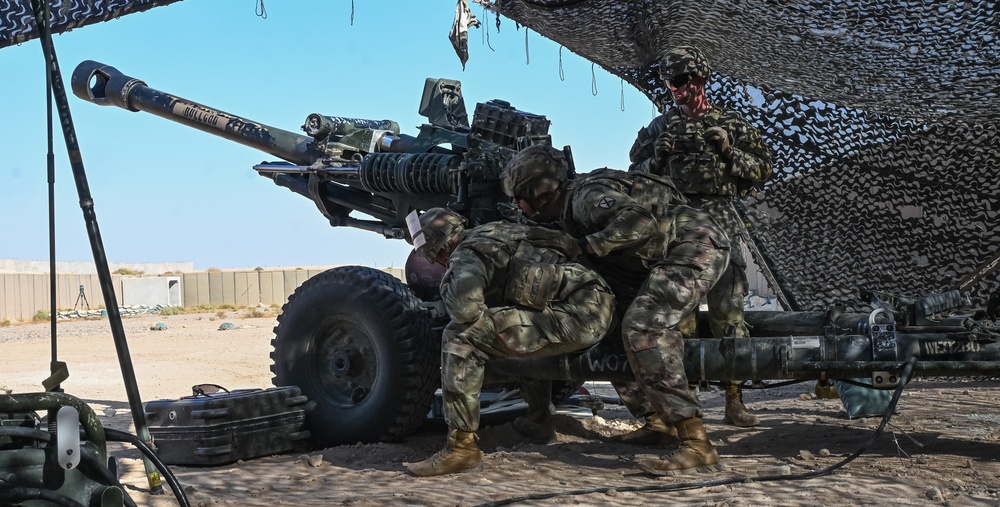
[{"left": 144, "top": 386, "right": 310, "bottom": 466}]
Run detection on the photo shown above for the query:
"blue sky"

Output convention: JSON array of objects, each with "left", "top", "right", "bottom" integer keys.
[{"left": 2, "top": 1, "right": 655, "bottom": 270}]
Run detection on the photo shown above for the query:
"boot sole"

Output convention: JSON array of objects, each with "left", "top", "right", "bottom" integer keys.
[
  {"left": 722, "top": 416, "right": 761, "bottom": 427},
  {"left": 406, "top": 462, "right": 484, "bottom": 477},
  {"left": 610, "top": 436, "right": 680, "bottom": 446},
  {"left": 637, "top": 462, "right": 724, "bottom": 476},
  {"left": 512, "top": 419, "right": 557, "bottom": 445},
  {"left": 512, "top": 429, "right": 558, "bottom": 445}
]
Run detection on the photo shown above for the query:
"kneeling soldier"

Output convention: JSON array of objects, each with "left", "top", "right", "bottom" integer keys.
[{"left": 405, "top": 208, "right": 616, "bottom": 477}]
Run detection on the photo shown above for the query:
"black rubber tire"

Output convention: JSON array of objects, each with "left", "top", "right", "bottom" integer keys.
[{"left": 270, "top": 266, "right": 438, "bottom": 446}]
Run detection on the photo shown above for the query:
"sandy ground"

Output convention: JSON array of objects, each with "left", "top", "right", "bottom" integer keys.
[{"left": 2, "top": 312, "right": 999, "bottom": 507}]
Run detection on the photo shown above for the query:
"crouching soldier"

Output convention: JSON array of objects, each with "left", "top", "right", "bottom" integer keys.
[
  {"left": 405, "top": 208, "right": 616, "bottom": 477},
  {"left": 501, "top": 144, "right": 732, "bottom": 475}
]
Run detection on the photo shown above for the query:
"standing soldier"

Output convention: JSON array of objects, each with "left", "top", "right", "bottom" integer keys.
[
  {"left": 404, "top": 208, "right": 616, "bottom": 477},
  {"left": 501, "top": 145, "right": 730, "bottom": 475},
  {"left": 629, "top": 45, "right": 774, "bottom": 427}
]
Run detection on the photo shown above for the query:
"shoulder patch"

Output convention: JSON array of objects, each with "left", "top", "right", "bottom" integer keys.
[{"left": 597, "top": 196, "right": 616, "bottom": 209}]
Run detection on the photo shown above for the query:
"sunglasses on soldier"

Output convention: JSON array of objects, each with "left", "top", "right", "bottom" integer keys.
[{"left": 668, "top": 73, "right": 693, "bottom": 87}]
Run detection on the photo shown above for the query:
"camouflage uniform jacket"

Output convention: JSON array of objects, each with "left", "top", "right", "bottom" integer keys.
[
  {"left": 627, "top": 105, "right": 773, "bottom": 239},
  {"left": 561, "top": 168, "right": 727, "bottom": 274},
  {"left": 440, "top": 221, "right": 610, "bottom": 324}
]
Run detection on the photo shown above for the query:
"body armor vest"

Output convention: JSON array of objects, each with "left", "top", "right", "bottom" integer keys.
[
  {"left": 662, "top": 109, "right": 737, "bottom": 196},
  {"left": 461, "top": 222, "right": 580, "bottom": 311}
]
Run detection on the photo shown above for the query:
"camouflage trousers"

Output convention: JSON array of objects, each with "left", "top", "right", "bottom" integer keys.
[
  {"left": 613, "top": 207, "right": 748, "bottom": 419},
  {"left": 687, "top": 195, "right": 750, "bottom": 339},
  {"left": 616, "top": 221, "right": 730, "bottom": 424},
  {"left": 705, "top": 238, "right": 750, "bottom": 338},
  {"left": 441, "top": 285, "right": 615, "bottom": 432}
]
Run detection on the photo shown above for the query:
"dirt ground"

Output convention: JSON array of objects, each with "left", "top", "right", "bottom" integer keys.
[{"left": 2, "top": 312, "right": 999, "bottom": 507}]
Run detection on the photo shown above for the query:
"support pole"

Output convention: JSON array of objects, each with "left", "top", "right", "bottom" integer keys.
[{"left": 29, "top": 0, "right": 163, "bottom": 494}]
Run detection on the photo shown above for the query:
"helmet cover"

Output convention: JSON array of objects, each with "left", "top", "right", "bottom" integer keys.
[
  {"left": 501, "top": 144, "right": 569, "bottom": 200},
  {"left": 410, "top": 207, "right": 466, "bottom": 263},
  {"left": 659, "top": 45, "right": 712, "bottom": 81}
]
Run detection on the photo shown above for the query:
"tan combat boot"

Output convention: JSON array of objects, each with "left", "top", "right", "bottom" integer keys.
[
  {"left": 512, "top": 380, "right": 557, "bottom": 444},
  {"left": 722, "top": 383, "right": 760, "bottom": 427},
  {"left": 637, "top": 417, "right": 722, "bottom": 475},
  {"left": 610, "top": 413, "right": 679, "bottom": 446},
  {"left": 513, "top": 411, "right": 557, "bottom": 444},
  {"left": 406, "top": 429, "right": 483, "bottom": 477}
]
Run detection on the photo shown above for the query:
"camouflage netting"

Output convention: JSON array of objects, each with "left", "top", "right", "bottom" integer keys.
[
  {"left": 476, "top": 0, "right": 999, "bottom": 311},
  {"left": 0, "top": 0, "right": 181, "bottom": 50},
  {"left": 3, "top": 1, "right": 996, "bottom": 312}
]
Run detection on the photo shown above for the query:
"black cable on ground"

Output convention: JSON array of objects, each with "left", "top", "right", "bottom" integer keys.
[
  {"left": 104, "top": 428, "right": 190, "bottom": 507},
  {"left": 475, "top": 357, "right": 918, "bottom": 507}
]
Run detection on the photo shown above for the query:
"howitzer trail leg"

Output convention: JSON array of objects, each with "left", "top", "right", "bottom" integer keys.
[
  {"left": 406, "top": 429, "right": 483, "bottom": 477},
  {"left": 637, "top": 417, "right": 722, "bottom": 476}
]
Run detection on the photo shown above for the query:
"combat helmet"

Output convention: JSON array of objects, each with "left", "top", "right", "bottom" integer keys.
[
  {"left": 659, "top": 45, "right": 712, "bottom": 81},
  {"left": 407, "top": 207, "right": 467, "bottom": 264},
  {"left": 501, "top": 144, "right": 569, "bottom": 200}
]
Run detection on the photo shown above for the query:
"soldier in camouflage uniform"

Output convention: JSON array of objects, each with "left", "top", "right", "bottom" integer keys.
[
  {"left": 629, "top": 46, "right": 774, "bottom": 428},
  {"left": 405, "top": 208, "right": 616, "bottom": 477},
  {"left": 501, "top": 144, "right": 729, "bottom": 475}
]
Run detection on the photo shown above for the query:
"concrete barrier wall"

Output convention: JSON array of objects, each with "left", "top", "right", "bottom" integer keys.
[
  {"left": 0, "top": 273, "right": 117, "bottom": 322},
  {"left": 0, "top": 267, "right": 406, "bottom": 323},
  {"left": 1, "top": 261, "right": 771, "bottom": 322}
]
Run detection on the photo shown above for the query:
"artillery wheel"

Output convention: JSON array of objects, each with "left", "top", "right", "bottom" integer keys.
[{"left": 270, "top": 266, "right": 438, "bottom": 446}]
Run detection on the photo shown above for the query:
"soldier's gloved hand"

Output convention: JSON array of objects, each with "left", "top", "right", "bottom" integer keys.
[
  {"left": 525, "top": 228, "right": 583, "bottom": 259},
  {"left": 703, "top": 126, "right": 734, "bottom": 157},
  {"left": 651, "top": 131, "right": 675, "bottom": 169}
]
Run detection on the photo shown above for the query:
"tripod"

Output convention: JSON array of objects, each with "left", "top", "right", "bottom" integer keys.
[{"left": 73, "top": 284, "right": 90, "bottom": 311}]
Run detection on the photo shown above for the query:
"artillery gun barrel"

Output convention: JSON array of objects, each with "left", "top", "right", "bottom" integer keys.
[{"left": 71, "top": 60, "right": 319, "bottom": 166}]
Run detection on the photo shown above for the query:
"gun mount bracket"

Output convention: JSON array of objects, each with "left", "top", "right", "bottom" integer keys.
[
  {"left": 871, "top": 370, "right": 899, "bottom": 388},
  {"left": 869, "top": 308, "right": 898, "bottom": 362}
]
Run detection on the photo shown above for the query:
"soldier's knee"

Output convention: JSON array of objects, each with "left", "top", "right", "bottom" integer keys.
[{"left": 445, "top": 315, "right": 497, "bottom": 348}]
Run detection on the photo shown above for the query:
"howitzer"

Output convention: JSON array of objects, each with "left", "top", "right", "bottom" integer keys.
[
  {"left": 71, "top": 60, "right": 548, "bottom": 247},
  {"left": 71, "top": 61, "right": 1000, "bottom": 447}
]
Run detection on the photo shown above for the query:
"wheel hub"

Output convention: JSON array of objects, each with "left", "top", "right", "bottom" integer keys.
[{"left": 331, "top": 349, "right": 352, "bottom": 376}]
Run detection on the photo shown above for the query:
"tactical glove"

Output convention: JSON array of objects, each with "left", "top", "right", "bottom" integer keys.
[
  {"left": 703, "top": 126, "right": 733, "bottom": 158},
  {"left": 651, "top": 131, "right": 675, "bottom": 169},
  {"left": 525, "top": 227, "right": 584, "bottom": 259}
]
